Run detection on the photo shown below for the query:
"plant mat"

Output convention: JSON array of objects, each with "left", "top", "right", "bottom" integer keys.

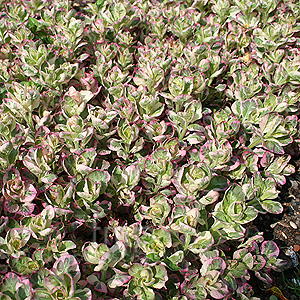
[
  {"left": 251, "top": 157, "right": 300, "bottom": 300},
  {"left": 0, "top": 0, "right": 299, "bottom": 299}
]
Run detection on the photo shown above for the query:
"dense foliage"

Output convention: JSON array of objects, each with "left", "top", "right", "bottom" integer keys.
[{"left": 0, "top": 0, "right": 300, "bottom": 299}]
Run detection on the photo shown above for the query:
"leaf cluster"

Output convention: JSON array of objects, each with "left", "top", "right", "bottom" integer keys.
[{"left": 0, "top": 0, "right": 299, "bottom": 299}]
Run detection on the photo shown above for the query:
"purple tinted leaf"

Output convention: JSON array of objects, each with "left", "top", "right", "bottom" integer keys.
[
  {"left": 255, "top": 270, "right": 273, "bottom": 284},
  {"left": 108, "top": 272, "right": 131, "bottom": 289},
  {"left": 52, "top": 254, "right": 81, "bottom": 283},
  {"left": 261, "top": 241, "right": 280, "bottom": 258}
]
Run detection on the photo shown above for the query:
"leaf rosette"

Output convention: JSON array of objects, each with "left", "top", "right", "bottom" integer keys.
[
  {"left": 2, "top": 170, "right": 36, "bottom": 215},
  {"left": 138, "top": 228, "right": 172, "bottom": 259},
  {"left": 34, "top": 255, "right": 92, "bottom": 300},
  {"left": 0, "top": 228, "right": 31, "bottom": 258},
  {"left": 22, "top": 205, "right": 55, "bottom": 240},
  {"left": 173, "top": 162, "right": 212, "bottom": 197},
  {"left": 213, "top": 185, "right": 258, "bottom": 226},
  {"left": 137, "top": 194, "right": 171, "bottom": 225},
  {"left": 0, "top": 272, "right": 33, "bottom": 300},
  {"left": 127, "top": 262, "right": 168, "bottom": 300}
]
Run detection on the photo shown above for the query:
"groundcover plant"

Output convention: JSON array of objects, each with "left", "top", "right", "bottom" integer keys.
[{"left": 0, "top": 0, "right": 299, "bottom": 299}]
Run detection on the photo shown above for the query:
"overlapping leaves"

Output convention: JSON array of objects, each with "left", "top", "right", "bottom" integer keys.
[{"left": 0, "top": 0, "right": 299, "bottom": 299}]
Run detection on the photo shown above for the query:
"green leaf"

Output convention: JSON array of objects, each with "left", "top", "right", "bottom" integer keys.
[
  {"left": 261, "top": 200, "right": 283, "bottom": 214},
  {"left": 241, "top": 206, "right": 258, "bottom": 224},
  {"left": 108, "top": 272, "right": 131, "bottom": 289},
  {"left": 112, "top": 3, "right": 126, "bottom": 22},
  {"left": 124, "top": 164, "right": 140, "bottom": 189},
  {"left": 9, "top": 256, "right": 38, "bottom": 275},
  {"left": 223, "top": 184, "right": 245, "bottom": 208},
  {"left": 188, "top": 231, "right": 214, "bottom": 254},
  {"left": 207, "top": 176, "right": 229, "bottom": 191},
  {"left": 82, "top": 242, "right": 108, "bottom": 265},
  {"left": 53, "top": 255, "right": 81, "bottom": 283},
  {"left": 31, "top": 289, "right": 52, "bottom": 300},
  {"left": 261, "top": 241, "right": 279, "bottom": 258},
  {"left": 26, "top": 17, "right": 39, "bottom": 34},
  {"left": 94, "top": 241, "right": 126, "bottom": 271},
  {"left": 86, "top": 169, "right": 110, "bottom": 194},
  {"left": 0, "top": 293, "right": 12, "bottom": 300},
  {"left": 165, "top": 250, "right": 184, "bottom": 271},
  {"left": 73, "top": 288, "right": 92, "bottom": 300}
]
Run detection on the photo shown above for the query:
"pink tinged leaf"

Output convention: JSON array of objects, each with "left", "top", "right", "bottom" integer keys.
[
  {"left": 188, "top": 231, "right": 214, "bottom": 254},
  {"left": 124, "top": 164, "right": 140, "bottom": 188},
  {"left": 261, "top": 200, "right": 283, "bottom": 214},
  {"left": 108, "top": 273, "right": 131, "bottom": 289},
  {"left": 4, "top": 201, "right": 19, "bottom": 213},
  {"left": 94, "top": 241, "right": 126, "bottom": 271},
  {"left": 23, "top": 183, "right": 37, "bottom": 203},
  {"left": 208, "top": 282, "right": 229, "bottom": 299},
  {"left": 261, "top": 241, "right": 280, "bottom": 258},
  {"left": 17, "top": 203, "right": 35, "bottom": 215},
  {"left": 253, "top": 255, "right": 266, "bottom": 270},
  {"left": 52, "top": 254, "right": 81, "bottom": 283},
  {"left": 198, "top": 59, "right": 210, "bottom": 72},
  {"left": 243, "top": 252, "right": 254, "bottom": 269},
  {"left": 2, "top": 169, "right": 21, "bottom": 183},
  {"left": 254, "top": 270, "right": 273, "bottom": 284},
  {"left": 233, "top": 248, "right": 247, "bottom": 260},
  {"left": 0, "top": 292, "right": 11, "bottom": 299},
  {"left": 74, "top": 288, "right": 92, "bottom": 300},
  {"left": 23, "top": 149, "right": 43, "bottom": 176},
  {"left": 201, "top": 257, "right": 226, "bottom": 276},
  {"left": 8, "top": 228, "right": 31, "bottom": 244},
  {"left": 44, "top": 274, "right": 69, "bottom": 294},
  {"left": 152, "top": 263, "right": 168, "bottom": 289}
]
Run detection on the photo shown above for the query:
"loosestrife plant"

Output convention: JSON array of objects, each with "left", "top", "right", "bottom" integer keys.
[{"left": 0, "top": 0, "right": 299, "bottom": 299}]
